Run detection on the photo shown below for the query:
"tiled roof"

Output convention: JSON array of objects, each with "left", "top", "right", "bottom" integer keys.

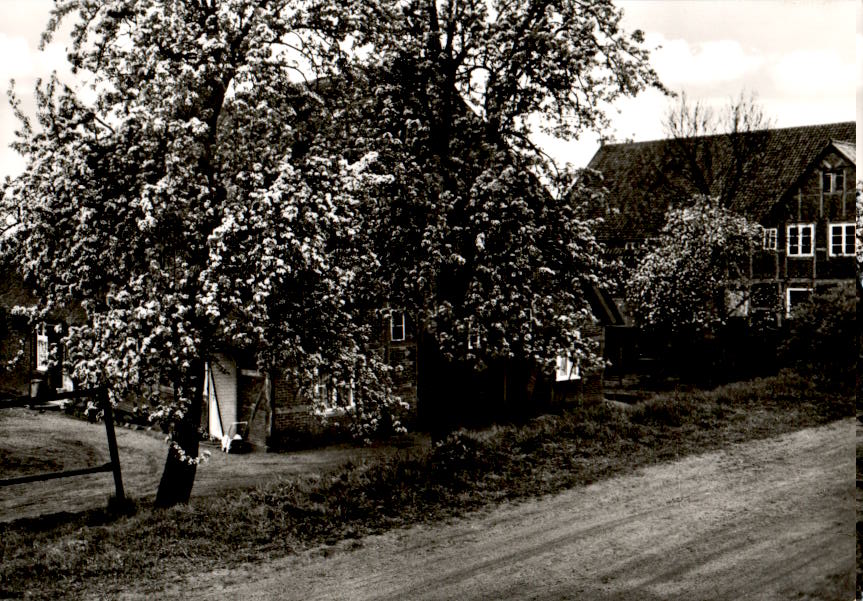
[
  {"left": 832, "top": 140, "right": 856, "bottom": 163},
  {"left": 584, "top": 121, "right": 856, "bottom": 241}
]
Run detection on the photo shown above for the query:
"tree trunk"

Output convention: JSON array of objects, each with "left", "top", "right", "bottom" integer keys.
[{"left": 154, "top": 360, "right": 205, "bottom": 508}]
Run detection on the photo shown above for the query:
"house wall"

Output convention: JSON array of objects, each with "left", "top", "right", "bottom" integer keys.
[
  {"left": 380, "top": 311, "right": 418, "bottom": 423},
  {"left": 237, "top": 309, "right": 606, "bottom": 447},
  {"left": 754, "top": 149, "right": 856, "bottom": 318},
  {"left": 552, "top": 323, "right": 605, "bottom": 404},
  {"left": 1, "top": 271, "right": 41, "bottom": 396},
  {"left": 0, "top": 316, "right": 32, "bottom": 396},
  {"left": 271, "top": 376, "right": 320, "bottom": 437}
]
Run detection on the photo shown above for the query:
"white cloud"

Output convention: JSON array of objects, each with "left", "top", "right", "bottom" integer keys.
[
  {"left": 647, "top": 33, "right": 766, "bottom": 87},
  {"left": 0, "top": 33, "right": 36, "bottom": 80},
  {"left": 0, "top": 34, "right": 68, "bottom": 82},
  {"left": 772, "top": 49, "right": 855, "bottom": 98}
]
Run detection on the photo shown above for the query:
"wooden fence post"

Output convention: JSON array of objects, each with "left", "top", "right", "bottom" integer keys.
[{"left": 99, "top": 388, "right": 126, "bottom": 504}]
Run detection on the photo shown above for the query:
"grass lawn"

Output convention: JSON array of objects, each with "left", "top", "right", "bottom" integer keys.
[{"left": 0, "top": 370, "right": 854, "bottom": 601}]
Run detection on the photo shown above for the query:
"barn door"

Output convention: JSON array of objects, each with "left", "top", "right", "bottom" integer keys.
[{"left": 238, "top": 369, "right": 271, "bottom": 449}]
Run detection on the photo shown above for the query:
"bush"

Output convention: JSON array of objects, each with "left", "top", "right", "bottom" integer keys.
[
  {"left": 630, "top": 393, "right": 692, "bottom": 427},
  {"left": 780, "top": 284, "right": 856, "bottom": 390}
]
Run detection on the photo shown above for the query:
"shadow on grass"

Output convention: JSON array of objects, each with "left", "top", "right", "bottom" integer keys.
[{"left": 1, "top": 370, "right": 854, "bottom": 601}]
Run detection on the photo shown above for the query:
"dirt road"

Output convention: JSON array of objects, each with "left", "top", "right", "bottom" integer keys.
[
  {"left": 130, "top": 419, "right": 854, "bottom": 601},
  {"left": 0, "top": 408, "right": 428, "bottom": 522}
]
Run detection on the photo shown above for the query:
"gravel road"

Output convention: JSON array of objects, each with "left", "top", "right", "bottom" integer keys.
[{"left": 135, "top": 418, "right": 854, "bottom": 601}]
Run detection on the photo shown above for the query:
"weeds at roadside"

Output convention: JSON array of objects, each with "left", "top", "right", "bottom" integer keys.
[{"left": 0, "top": 370, "right": 853, "bottom": 600}]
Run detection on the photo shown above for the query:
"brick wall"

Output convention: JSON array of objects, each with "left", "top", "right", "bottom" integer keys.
[
  {"left": 386, "top": 340, "right": 418, "bottom": 421},
  {"left": 271, "top": 376, "right": 319, "bottom": 435}
]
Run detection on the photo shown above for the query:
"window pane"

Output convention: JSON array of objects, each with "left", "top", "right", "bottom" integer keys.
[
  {"left": 835, "top": 172, "right": 844, "bottom": 192},
  {"left": 830, "top": 226, "right": 841, "bottom": 255},
  {"left": 845, "top": 224, "right": 855, "bottom": 255},
  {"left": 391, "top": 312, "right": 405, "bottom": 341},
  {"left": 822, "top": 172, "right": 831, "bottom": 191},
  {"left": 787, "top": 288, "right": 812, "bottom": 316},
  {"left": 801, "top": 227, "right": 812, "bottom": 254},
  {"left": 789, "top": 289, "right": 811, "bottom": 306},
  {"left": 788, "top": 226, "right": 799, "bottom": 254}
]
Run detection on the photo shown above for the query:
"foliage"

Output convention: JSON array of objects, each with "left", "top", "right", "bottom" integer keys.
[
  {"left": 0, "top": 371, "right": 852, "bottom": 600},
  {"left": 627, "top": 195, "right": 760, "bottom": 337},
  {"left": 780, "top": 284, "right": 856, "bottom": 390},
  {"left": 0, "top": 0, "right": 399, "bottom": 503},
  {"left": 332, "top": 0, "right": 664, "bottom": 374},
  {"left": 1, "top": 0, "right": 664, "bottom": 501}
]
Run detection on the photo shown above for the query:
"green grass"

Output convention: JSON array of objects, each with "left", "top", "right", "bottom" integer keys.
[{"left": 0, "top": 370, "right": 853, "bottom": 600}]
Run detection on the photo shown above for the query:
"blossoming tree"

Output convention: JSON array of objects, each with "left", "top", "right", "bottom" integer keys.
[
  {"left": 330, "top": 0, "right": 664, "bottom": 406},
  {"left": 3, "top": 0, "right": 663, "bottom": 503},
  {"left": 2, "top": 0, "right": 391, "bottom": 507},
  {"left": 627, "top": 196, "right": 760, "bottom": 337}
]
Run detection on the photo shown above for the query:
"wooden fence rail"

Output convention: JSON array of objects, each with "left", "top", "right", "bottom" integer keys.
[{"left": 0, "top": 387, "right": 125, "bottom": 504}]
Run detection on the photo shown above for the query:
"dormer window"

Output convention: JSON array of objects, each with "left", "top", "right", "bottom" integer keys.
[{"left": 822, "top": 171, "right": 844, "bottom": 194}]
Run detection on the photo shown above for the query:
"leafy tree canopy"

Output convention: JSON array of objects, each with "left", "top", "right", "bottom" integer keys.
[
  {"left": 1, "top": 0, "right": 662, "bottom": 503},
  {"left": 627, "top": 196, "right": 759, "bottom": 338},
  {"left": 1, "top": 0, "right": 396, "bottom": 504},
  {"left": 332, "top": 0, "right": 663, "bottom": 370}
]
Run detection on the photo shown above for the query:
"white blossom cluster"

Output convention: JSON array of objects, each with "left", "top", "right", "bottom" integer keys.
[
  {"left": 1, "top": 0, "right": 660, "bottom": 471},
  {"left": 628, "top": 195, "right": 760, "bottom": 336}
]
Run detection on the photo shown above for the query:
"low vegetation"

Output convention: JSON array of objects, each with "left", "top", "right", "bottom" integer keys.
[{"left": 0, "top": 371, "right": 853, "bottom": 600}]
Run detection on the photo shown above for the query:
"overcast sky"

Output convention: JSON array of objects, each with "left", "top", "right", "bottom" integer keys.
[{"left": 0, "top": 0, "right": 859, "bottom": 180}]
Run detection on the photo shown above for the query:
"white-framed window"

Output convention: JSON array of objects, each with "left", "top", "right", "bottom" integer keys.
[
  {"left": 35, "top": 323, "right": 49, "bottom": 373},
  {"left": 555, "top": 355, "right": 581, "bottom": 381},
  {"left": 390, "top": 311, "right": 406, "bottom": 342},
  {"left": 822, "top": 170, "right": 844, "bottom": 193},
  {"left": 467, "top": 318, "right": 481, "bottom": 350},
  {"left": 785, "top": 287, "right": 812, "bottom": 318},
  {"left": 828, "top": 222, "right": 855, "bottom": 257},
  {"left": 313, "top": 372, "right": 356, "bottom": 416},
  {"left": 786, "top": 224, "right": 814, "bottom": 257},
  {"left": 762, "top": 227, "right": 777, "bottom": 251},
  {"left": 555, "top": 331, "right": 581, "bottom": 382}
]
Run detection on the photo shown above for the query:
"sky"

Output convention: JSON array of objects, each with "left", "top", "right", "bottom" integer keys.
[{"left": 0, "top": 0, "right": 859, "bottom": 180}]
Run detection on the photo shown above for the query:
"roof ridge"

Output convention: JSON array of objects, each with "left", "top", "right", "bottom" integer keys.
[{"left": 599, "top": 120, "right": 856, "bottom": 149}]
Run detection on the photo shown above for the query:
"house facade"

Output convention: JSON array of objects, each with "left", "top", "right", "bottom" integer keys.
[
  {"left": 202, "top": 310, "right": 420, "bottom": 449},
  {"left": 203, "top": 285, "right": 622, "bottom": 450},
  {"left": 0, "top": 267, "right": 79, "bottom": 399},
  {"left": 752, "top": 139, "right": 856, "bottom": 318},
  {"left": 586, "top": 121, "right": 856, "bottom": 326}
]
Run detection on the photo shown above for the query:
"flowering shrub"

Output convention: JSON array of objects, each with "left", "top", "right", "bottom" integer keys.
[{"left": 628, "top": 195, "right": 760, "bottom": 337}]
